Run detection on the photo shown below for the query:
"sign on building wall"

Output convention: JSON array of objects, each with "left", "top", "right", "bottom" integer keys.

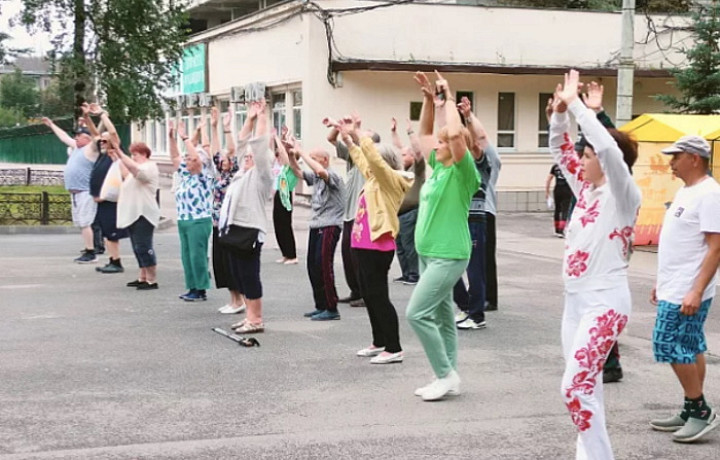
[{"left": 182, "top": 44, "right": 206, "bottom": 94}]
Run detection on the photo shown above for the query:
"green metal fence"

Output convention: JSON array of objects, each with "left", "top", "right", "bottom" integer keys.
[{"left": 0, "top": 120, "right": 130, "bottom": 164}]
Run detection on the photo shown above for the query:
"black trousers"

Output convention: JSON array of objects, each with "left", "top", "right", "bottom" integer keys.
[
  {"left": 553, "top": 184, "right": 572, "bottom": 233},
  {"left": 272, "top": 192, "right": 297, "bottom": 259},
  {"left": 341, "top": 220, "right": 361, "bottom": 299},
  {"left": 485, "top": 213, "right": 498, "bottom": 309},
  {"left": 307, "top": 226, "right": 341, "bottom": 312},
  {"left": 354, "top": 248, "right": 401, "bottom": 353}
]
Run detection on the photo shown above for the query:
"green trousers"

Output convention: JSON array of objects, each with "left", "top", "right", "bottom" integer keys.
[
  {"left": 406, "top": 255, "right": 469, "bottom": 379},
  {"left": 178, "top": 218, "right": 212, "bottom": 290}
]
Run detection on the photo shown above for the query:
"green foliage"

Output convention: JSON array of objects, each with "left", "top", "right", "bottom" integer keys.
[
  {"left": 0, "top": 106, "right": 26, "bottom": 128},
  {"left": 656, "top": 3, "right": 720, "bottom": 114},
  {"left": 0, "top": 68, "right": 39, "bottom": 119},
  {"left": 18, "top": 0, "right": 189, "bottom": 123}
]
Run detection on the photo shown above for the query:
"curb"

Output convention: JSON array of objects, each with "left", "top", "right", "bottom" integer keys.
[{"left": 0, "top": 216, "right": 175, "bottom": 235}]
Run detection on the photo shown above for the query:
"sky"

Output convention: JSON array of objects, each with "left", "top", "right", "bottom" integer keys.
[{"left": 1, "top": 0, "right": 55, "bottom": 57}]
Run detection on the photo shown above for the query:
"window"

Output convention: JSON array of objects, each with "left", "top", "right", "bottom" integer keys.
[
  {"left": 271, "top": 93, "right": 286, "bottom": 134},
  {"left": 157, "top": 119, "right": 167, "bottom": 155},
  {"left": 292, "top": 89, "right": 302, "bottom": 139},
  {"left": 409, "top": 102, "right": 422, "bottom": 121},
  {"left": 497, "top": 92, "right": 515, "bottom": 148},
  {"left": 148, "top": 121, "right": 157, "bottom": 152},
  {"left": 538, "top": 92, "right": 553, "bottom": 148}
]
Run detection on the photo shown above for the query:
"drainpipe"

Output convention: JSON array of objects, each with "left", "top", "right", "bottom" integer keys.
[{"left": 616, "top": 0, "right": 635, "bottom": 127}]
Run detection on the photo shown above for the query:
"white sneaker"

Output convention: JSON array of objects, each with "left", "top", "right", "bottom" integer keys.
[
  {"left": 370, "top": 351, "right": 403, "bottom": 364},
  {"left": 457, "top": 318, "right": 486, "bottom": 330},
  {"left": 218, "top": 304, "right": 231, "bottom": 312},
  {"left": 357, "top": 346, "right": 385, "bottom": 357},
  {"left": 275, "top": 257, "right": 286, "bottom": 264},
  {"left": 421, "top": 370, "right": 461, "bottom": 401},
  {"left": 283, "top": 258, "right": 298, "bottom": 265},
  {"left": 454, "top": 311, "right": 469, "bottom": 323},
  {"left": 414, "top": 378, "right": 461, "bottom": 397},
  {"left": 220, "top": 304, "right": 246, "bottom": 315}
]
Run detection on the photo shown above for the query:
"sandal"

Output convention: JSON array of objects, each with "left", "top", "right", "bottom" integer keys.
[{"left": 236, "top": 322, "right": 264, "bottom": 334}]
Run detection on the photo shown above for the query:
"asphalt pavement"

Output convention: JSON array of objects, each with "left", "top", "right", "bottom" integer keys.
[{"left": 1, "top": 206, "right": 719, "bottom": 459}]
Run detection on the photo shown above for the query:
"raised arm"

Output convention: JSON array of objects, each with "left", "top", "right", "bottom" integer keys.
[
  {"left": 42, "top": 117, "right": 76, "bottom": 149},
  {"left": 223, "top": 108, "right": 235, "bottom": 157},
  {"left": 238, "top": 103, "right": 257, "bottom": 142},
  {"left": 168, "top": 120, "right": 181, "bottom": 171},
  {"left": 286, "top": 139, "right": 303, "bottom": 179},
  {"left": 549, "top": 91, "right": 584, "bottom": 197},
  {"left": 391, "top": 117, "right": 404, "bottom": 150},
  {"left": 274, "top": 133, "right": 290, "bottom": 166},
  {"left": 199, "top": 109, "right": 210, "bottom": 151},
  {"left": 210, "top": 106, "right": 221, "bottom": 156},
  {"left": 435, "top": 71, "right": 468, "bottom": 164},
  {"left": 336, "top": 117, "right": 369, "bottom": 178},
  {"left": 81, "top": 103, "right": 100, "bottom": 139},
  {"left": 298, "top": 148, "right": 329, "bottom": 181},
  {"left": 560, "top": 73, "right": 640, "bottom": 216},
  {"left": 413, "top": 71, "right": 436, "bottom": 160},
  {"left": 324, "top": 117, "right": 340, "bottom": 146},
  {"left": 457, "top": 97, "right": 483, "bottom": 160}
]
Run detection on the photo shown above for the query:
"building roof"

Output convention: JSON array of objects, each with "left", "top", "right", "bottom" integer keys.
[{"left": 0, "top": 56, "right": 52, "bottom": 76}]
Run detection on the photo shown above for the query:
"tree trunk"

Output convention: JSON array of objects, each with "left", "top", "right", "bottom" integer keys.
[{"left": 73, "top": 0, "right": 86, "bottom": 126}]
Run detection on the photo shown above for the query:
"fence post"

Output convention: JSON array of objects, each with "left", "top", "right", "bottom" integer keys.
[
  {"left": 41, "top": 192, "right": 49, "bottom": 225},
  {"left": 26, "top": 167, "right": 31, "bottom": 186}
]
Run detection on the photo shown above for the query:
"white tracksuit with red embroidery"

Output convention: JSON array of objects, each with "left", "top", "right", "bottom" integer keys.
[{"left": 550, "top": 100, "right": 642, "bottom": 460}]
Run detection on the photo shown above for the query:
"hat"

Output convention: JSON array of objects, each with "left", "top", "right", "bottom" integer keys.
[
  {"left": 574, "top": 134, "right": 587, "bottom": 153},
  {"left": 75, "top": 127, "right": 91, "bottom": 136},
  {"left": 661, "top": 135, "right": 711, "bottom": 158}
]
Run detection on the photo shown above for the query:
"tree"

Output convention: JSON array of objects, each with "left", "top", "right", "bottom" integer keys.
[
  {"left": 17, "top": 0, "right": 189, "bottom": 123},
  {"left": 0, "top": 68, "right": 40, "bottom": 120},
  {"left": 656, "top": 2, "right": 720, "bottom": 114},
  {"left": 0, "top": 106, "right": 25, "bottom": 128}
]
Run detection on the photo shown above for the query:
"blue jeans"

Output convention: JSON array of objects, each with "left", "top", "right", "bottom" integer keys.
[
  {"left": 453, "top": 217, "right": 487, "bottom": 323},
  {"left": 396, "top": 208, "right": 419, "bottom": 281}
]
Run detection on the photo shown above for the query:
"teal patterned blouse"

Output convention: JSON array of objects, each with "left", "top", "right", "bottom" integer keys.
[{"left": 174, "top": 161, "right": 214, "bottom": 221}]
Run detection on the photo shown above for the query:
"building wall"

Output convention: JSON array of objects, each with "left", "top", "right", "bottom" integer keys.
[{"left": 141, "top": 1, "right": 688, "bottom": 208}]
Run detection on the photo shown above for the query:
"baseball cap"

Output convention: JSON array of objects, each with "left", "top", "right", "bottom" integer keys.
[
  {"left": 661, "top": 135, "right": 711, "bottom": 158},
  {"left": 75, "top": 127, "right": 91, "bottom": 136}
]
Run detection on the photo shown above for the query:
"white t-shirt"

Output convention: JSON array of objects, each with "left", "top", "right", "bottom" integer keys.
[{"left": 657, "top": 176, "right": 720, "bottom": 304}]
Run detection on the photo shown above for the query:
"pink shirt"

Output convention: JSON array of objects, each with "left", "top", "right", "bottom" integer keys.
[{"left": 351, "top": 195, "right": 396, "bottom": 251}]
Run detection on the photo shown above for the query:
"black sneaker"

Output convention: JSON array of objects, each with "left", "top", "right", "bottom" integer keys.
[
  {"left": 393, "top": 276, "right": 408, "bottom": 283},
  {"left": 137, "top": 282, "right": 159, "bottom": 290},
  {"left": 74, "top": 250, "right": 98, "bottom": 264},
  {"left": 402, "top": 277, "right": 418, "bottom": 286},
  {"left": 96, "top": 262, "right": 124, "bottom": 274},
  {"left": 183, "top": 290, "right": 207, "bottom": 302},
  {"left": 127, "top": 280, "right": 145, "bottom": 287}
]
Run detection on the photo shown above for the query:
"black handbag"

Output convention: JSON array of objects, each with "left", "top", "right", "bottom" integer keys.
[{"left": 218, "top": 225, "right": 260, "bottom": 257}]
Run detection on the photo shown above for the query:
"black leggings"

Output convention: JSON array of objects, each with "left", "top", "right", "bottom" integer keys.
[
  {"left": 354, "top": 248, "right": 401, "bottom": 353},
  {"left": 554, "top": 184, "right": 572, "bottom": 232},
  {"left": 272, "top": 192, "right": 297, "bottom": 259}
]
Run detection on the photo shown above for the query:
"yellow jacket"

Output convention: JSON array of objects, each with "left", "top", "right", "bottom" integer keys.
[{"left": 348, "top": 137, "right": 413, "bottom": 241}]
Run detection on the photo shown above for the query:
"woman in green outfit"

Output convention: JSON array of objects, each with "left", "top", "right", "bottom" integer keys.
[{"left": 406, "top": 71, "right": 481, "bottom": 401}]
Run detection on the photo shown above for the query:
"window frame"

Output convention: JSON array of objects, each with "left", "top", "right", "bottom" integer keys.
[{"left": 497, "top": 92, "right": 516, "bottom": 151}]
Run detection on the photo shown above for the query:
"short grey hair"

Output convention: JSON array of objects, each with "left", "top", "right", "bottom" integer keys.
[{"left": 376, "top": 143, "right": 401, "bottom": 171}]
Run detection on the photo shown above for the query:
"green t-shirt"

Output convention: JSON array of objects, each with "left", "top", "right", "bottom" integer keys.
[
  {"left": 275, "top": 165, "right": 298, "bottom": 211},
  {"left": 414, "top": 150, "right": 481, "bottom": 259}
]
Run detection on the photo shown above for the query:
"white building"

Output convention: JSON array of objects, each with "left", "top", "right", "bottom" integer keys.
[{"left": 138, "top": 0, "right": 690, "bottom": 210}]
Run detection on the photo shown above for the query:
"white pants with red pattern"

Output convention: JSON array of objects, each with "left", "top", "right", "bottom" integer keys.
[{"left": 561, "top": 284, "right": 631, "bottom": 460}]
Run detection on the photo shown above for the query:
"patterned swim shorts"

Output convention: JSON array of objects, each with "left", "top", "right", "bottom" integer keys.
[{"left": 653, "top": 298, "right": 712, "bottom": 364}]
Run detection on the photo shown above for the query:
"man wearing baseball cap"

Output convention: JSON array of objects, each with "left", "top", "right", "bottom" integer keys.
[
  {"left": 42, "top": 107, "right": 100, "bottom": 263},
  {"left": 650, "top": 135, "right": 720, "bottom": 443}
]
